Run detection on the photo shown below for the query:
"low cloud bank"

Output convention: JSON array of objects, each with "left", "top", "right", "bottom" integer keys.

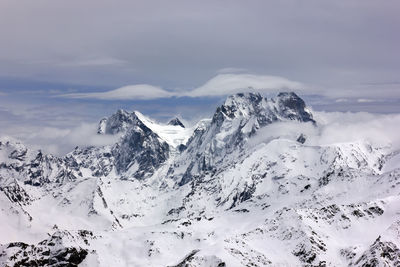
[
  {"left": 1, "top": 123, "right": 122, "bottom": 156},
  {"left": 249, "top": 111, "right": 400, "bottom": 151},
  {"left": 2, "top": 111, "right": 400, "bottom": 157}
]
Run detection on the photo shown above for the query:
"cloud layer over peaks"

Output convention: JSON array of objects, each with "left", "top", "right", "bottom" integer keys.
[
  {"left": 60, "top": 84, "right": 173, "bottom": 100},
  {"left": 186, "top": 74, "right": 303, "bottom": 97},
  {"left": 60, "top": 74, "right": 305, "bottom": 100}
]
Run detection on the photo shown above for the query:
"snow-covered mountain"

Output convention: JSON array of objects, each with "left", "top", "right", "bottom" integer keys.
[{"left": 1, "top": 92, "right": 399, "bottom": 266}]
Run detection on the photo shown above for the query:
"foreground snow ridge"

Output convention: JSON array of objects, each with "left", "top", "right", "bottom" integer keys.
[{"left": 1, "top": 92, "right": 399, "bottom": 266}]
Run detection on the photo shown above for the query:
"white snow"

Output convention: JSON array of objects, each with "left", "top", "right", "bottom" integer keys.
[{"left": 135, "top": 111, "right": 193, "bottom": 148}]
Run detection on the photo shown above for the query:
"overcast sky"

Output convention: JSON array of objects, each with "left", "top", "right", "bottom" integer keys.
[{"left": 0, "top": 0, "right": 399, "bottom": 153}]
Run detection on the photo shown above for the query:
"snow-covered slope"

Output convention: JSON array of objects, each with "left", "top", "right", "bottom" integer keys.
[{"left": 1, "top": 92, "right": 399, "bottom": 266}]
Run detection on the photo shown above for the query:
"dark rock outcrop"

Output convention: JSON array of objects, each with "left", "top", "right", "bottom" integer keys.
[
  {"left": 112, "top": 118, "right": 169, "bottom": 178},
  {"left": 168, "top": 118, "right": 185, "bottom": 128},
  {"left": 0, "top": 231, "right": 89, "bottom": 267}
]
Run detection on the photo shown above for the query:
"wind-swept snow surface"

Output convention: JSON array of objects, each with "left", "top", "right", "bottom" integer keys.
[{"left": 1, "top": 92, "right": 400, "bottom": 266}]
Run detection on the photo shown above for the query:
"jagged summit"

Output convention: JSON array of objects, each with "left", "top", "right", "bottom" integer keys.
[
  {"left": 175, "top": 92, "right": 316, "bottom": 186},
  {"left": 92, "top": 92, "right": 316, "bottom": 186},
  {"left": 216, "top": 91, "right": 314, "bottom": 124},
  {"left": 97, "top": 92, "right": 312, "bottom": 136},
  {"left": 210, "top": 91, "right": 314, "bottom": 137},
  {"left": 95, "top": 109, "right": 170, "bottom": 177},
  {"left": 168, "top": 117, "right": 185, "bottom": 128},
  {"left": 96, "top": 109, "right": 192, "bottom": 149},
  {"left": 97, "top": 109, "right": 138, "bottom": 135},
  {"left": 223, "top": 92, "right": 263, "bottom": 106},
  {"left": 273, "top": 92, "right": 315, "bottom": 123}
]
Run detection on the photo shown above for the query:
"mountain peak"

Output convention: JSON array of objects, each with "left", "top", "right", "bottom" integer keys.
[
  {"left": 97, "top": 109, "right": 139, "bottom": 135},
  {"left": 273, "top": 91, "right": 315, "bottom": 123},
  {"left": 213, "top": 91, "right": 314, "bottom": 125},
  {"left": 277, "top": 91, "right": 298, "bottom": 98},
  {"left": 275, "top": 92, "right": 304, "bottom": 106},
  {"left": 224, "top": 92, "right": 263, "bottom": 107},
  {"left": 168, "top": 118, "right": 185, "bottom": 128},
  {"left": 116, "top": 109, "right": 130, "bottom": 116}
]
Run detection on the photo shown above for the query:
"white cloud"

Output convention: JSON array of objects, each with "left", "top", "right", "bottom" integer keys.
[
  {"left": 63, "top": 123, "right": 122, "bottom": 147},
  {"left": 60, "top": 74, "right": 305, "bottom": 100},
  {"left": 185, "top": 74, "right": 305, "bottom": 97},
  {"left": 313, "top": 111, "right": 400, "bottom": 149},
  {"left": 357, "top": 98, "right": 376, "bottom": 103},
  {"left": 250, "top": 111, "right": 400, "bottom": 151},
  {"left": 1, "top": 123, "right": 122, "bottom": 156},
  {"left": 60, "top": 84, "right": 173, "bottom": 100}
]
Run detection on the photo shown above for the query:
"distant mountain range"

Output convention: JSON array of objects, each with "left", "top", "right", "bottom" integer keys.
[{"left": 1, "top": 92, "right": 399, "bottom": 266}]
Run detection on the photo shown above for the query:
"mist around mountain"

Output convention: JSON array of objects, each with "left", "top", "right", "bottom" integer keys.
[{"left": 1, "top": 92, "right": 400, "bottom": 266}]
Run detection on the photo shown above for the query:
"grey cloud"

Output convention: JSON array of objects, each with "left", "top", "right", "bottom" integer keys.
[
  {"left": 250, "top": 111, "right": 400, "bottom": 152},
  {"left": 217, "top": 68, "right": 248, "bottom": 74},
  {"left": 59, "top": 57, "right": 128, "bottom": 67},
  {"left": 0, "top": 0, "right": 399, "bottom": 93}
]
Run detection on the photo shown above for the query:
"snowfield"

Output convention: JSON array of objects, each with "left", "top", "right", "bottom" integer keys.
[{"left": 1, "top": 92, "right": 400, "bottom": 266}]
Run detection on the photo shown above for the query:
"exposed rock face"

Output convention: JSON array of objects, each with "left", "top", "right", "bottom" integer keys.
[
  {"left": 175, "top": 92, "right": 316, "bottom": 185},
  {"left": 97, "top": 109, "right": 138, "bottom": 135},
  {"left": 0, "top": 181, "right": 32, "bottom": 205},
  {"left": 0, "top": 231, "right": 88, "bottom": 267},
  {"left": 296, "top": 133, "right": 307, "bottom": 144},
  {"left": 97, "top": 110, "right": 171, "bottom": 178},
  {"left": 274, "top": 92, "right": 315, "bottom": 123},
  {"left": 97, "top": 108, "right": 171, "bottom": 135},
  {"left": 0, "top": 140, "right": 76, "bottom": 188},
  {"left": 353, "top": 237, "right": 400, "bottom": 266},
  {"left": 112, "top": 121, "right": 169, "bottom": 177},
  {"left": 168, "top": 118, "right": 185, "bottom": 128}
]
